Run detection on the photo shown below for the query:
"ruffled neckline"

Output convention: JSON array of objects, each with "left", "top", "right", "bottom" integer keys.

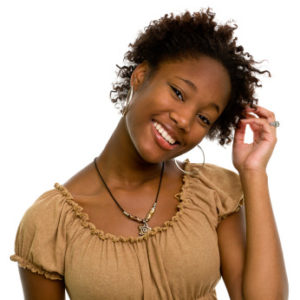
[{"left": 54, "top": 159, "right": 195, "bottom": 243}]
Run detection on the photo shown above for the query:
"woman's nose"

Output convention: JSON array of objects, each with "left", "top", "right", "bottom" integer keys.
[{"left": 169, "top": 109, "right": 194, "bottom": 133}]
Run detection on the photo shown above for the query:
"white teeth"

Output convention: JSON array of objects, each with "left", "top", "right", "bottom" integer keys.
[{"left": 153, "top": 121, "right": 176, "bottom": 145}]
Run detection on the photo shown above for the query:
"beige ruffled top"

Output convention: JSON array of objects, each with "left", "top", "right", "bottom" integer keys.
[{"left": 10, "top": 161, "right": 244, "bottom": 300}]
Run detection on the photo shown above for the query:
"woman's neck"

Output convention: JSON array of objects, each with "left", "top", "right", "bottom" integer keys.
[{"left": 96, "top": 118, "right": 165, "bottom": 188}]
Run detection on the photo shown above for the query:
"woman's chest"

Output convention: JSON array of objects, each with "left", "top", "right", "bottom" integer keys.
[
  {"left": 64, "top": 212, "right": 220, "bottom": 300},
  {"left": 72, "top": 174, "right": 183, "bottom": 238}
]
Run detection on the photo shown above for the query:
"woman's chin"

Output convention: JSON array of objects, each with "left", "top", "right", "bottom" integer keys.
[{"left": 135, "top": 146, "right": 176, "bottom": 165}]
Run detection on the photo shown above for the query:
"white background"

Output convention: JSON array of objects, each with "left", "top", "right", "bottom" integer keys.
[{"left": 1, "top": 0, "right": 299, "bottom": 299}]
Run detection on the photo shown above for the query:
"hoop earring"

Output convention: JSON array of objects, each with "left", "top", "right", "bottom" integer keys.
[
  {"left": 122, "top": 86, "right": 133, "bottom": 116},
  {"left": 174, "top": 144, "right": 205, "bottom": 175}
]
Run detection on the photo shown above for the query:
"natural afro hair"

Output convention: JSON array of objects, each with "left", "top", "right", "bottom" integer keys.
[{"left": 109, "top": 8, "right": 270, "bottom": 145}]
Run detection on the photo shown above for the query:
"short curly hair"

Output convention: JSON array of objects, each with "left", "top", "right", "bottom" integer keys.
[{"left": 110, "top": 8, "right": 270, "bottom": 145}]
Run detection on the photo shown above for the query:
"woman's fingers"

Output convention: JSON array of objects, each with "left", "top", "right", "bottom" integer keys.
[
  {"left": 233, "top": 105, "right": 278, "bottom": 172},
  {"left": 240, "top": 117, "right": 277, "bottom": 141},
  {"left": 243, "top": 105, "right": 278, "bottom": 133},
  {"left": 236, "top": 105, "right": 278, "bottom": 145},
  {"left": 244, "top": 105, "right": 276, "bottom": 121}
]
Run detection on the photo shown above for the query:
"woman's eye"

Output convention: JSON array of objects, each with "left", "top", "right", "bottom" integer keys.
[
  {"left": 171, "top": 86, "right": 184, "bottom": 101},
  {"left": 198, "top": 114, "right": 211, "bottom": 126}
]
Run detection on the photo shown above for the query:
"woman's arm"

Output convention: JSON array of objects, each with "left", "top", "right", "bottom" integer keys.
[
  {"left": 217, "top": 207, "right": 246, "bottom": 300},
  {"left": 239, "top": 169, "right": 288, "bottom": 299},
  {"left": 230, "top": 104, "right": 288, "bottom": 299},
  {"left": 19, "top": 267, "right": 65, "bottom": 300}
]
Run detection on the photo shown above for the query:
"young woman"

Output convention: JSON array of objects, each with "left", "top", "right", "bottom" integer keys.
[{"left": 10, "top": 9, "right": 288, "bottom": 300}]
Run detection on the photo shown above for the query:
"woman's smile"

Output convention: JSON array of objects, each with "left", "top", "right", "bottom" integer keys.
[{"left": 151, "top": 120, "right": 180, "bottom": 151}]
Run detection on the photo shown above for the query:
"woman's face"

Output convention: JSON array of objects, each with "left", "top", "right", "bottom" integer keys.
[{"left": 125, "top": 56, "right": 231, "bottom": 163}]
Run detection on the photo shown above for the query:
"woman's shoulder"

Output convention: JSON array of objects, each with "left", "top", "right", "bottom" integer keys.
[
  {"left": 186, "top": 160, "right": 244, "bottom": 224},
  {"left": 62, "top": 160, "right": 101, "bottom": 200},
  {"left": 18, "top": 160, "right": 96, "bottom": 221},
  {"left": 18, "top": 184, "right": 74, "bottom": 235},
  {"left": 190, "top": 161, "right": 239, "bottom": 177},
  {"left": 18, "top": 161, "right": 100, "bottom": 235},
  {"left": 189, "top": 161, "right": 241, "bottom": 188},
  {"left": 191, "top": 163, "right": 243, "bottom": 203}
]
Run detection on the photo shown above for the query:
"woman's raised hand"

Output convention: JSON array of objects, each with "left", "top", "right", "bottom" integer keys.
[{"left": 232, "top": 105, "right": 278, "bottom": 174}]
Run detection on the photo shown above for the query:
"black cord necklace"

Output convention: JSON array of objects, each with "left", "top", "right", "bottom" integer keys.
[{"left": 93, "top": 157, "right": 165, "bottom": 236}]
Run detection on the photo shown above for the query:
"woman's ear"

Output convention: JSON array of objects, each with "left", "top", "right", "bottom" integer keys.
[{"left": 130, "top": 61, "right": 150, "bottom": 91}]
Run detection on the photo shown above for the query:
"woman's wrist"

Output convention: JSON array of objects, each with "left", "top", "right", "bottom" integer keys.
[{"left": 237, "top": 167, "right": 268, "bottom": 178}]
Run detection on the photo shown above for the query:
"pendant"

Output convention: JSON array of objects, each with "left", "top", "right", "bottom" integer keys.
[{"left": 138, "top": 221, "right": 151, "bottom": 236}]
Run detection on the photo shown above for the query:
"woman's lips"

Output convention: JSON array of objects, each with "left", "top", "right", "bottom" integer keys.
[{"left": 151, "top": 121, "right": 179, "bottom": 151}]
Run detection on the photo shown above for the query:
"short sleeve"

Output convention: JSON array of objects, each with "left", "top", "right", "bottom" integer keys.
[
  {"left": 207, "top": 164, "right": 244, "bottom": 223},
  {"left": 188, "top": 162, "right": 244, "bottom": 227},
  {"left": 10, "top": 187, "right": 71, "bottom": 280}
]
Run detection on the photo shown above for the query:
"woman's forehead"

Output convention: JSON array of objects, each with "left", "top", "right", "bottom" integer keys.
[{"left": 155, "top": 57, "right": 231, "bottom": 104}]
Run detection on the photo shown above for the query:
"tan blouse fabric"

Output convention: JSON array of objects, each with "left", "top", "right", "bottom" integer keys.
[{"left": 10, "top": 161, "right": 244, "bottom": 300}]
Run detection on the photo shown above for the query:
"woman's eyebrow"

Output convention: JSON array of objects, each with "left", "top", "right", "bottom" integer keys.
[
  {"left": 208, "top": 102, "right": 220, "bottom": 114},
  {"left": 175, "top": 76, "right": 197, "bottom": 92},
  {"left": 174, "top": 76, "right": 220, "bottom": 113}
]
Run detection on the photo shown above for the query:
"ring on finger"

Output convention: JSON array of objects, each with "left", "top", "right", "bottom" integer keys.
[{"left": 269, "top": 120, "right": 280, "bottom": 128}]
